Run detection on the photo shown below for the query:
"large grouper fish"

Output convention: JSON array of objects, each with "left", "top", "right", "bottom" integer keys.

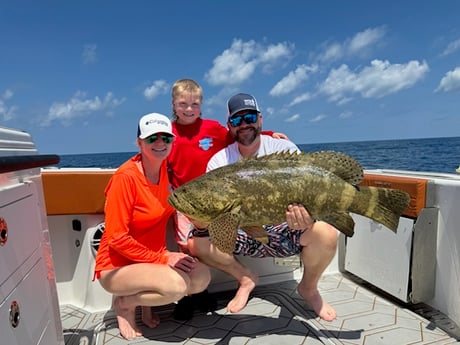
[{"left": 168, "top": 151, "right": 410, "bottom": 254}]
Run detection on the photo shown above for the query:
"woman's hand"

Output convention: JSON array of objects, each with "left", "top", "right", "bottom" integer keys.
[
  {"left": 166, "top": 252, "right": 197, "bottom": 273},
  {"left": 286, "top": 203, "right": 315, "bottom": 231}
]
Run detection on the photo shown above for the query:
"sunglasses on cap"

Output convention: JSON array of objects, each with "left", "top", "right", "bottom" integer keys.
[
  {"left": 144, "top": 133, "right": 174, "bottom": 144},
  {"left": 228, "top": 113, "right": 258, "bottom": 127}
]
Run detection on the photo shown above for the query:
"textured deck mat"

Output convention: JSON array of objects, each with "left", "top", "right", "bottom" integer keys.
[{"left": 61, "top": 274, "right": 459, "bottom": 345}]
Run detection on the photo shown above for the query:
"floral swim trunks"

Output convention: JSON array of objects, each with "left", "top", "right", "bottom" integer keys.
[{"left": 189, "top": 222, "right": 303, "bottom": 258}]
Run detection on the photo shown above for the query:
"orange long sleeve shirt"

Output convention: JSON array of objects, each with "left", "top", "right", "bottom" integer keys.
[{"left": 94, "top": 154, "right": 175, "bottom": 273}]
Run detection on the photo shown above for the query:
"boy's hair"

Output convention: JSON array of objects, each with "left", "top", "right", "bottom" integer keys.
[{"left": 171, "top": 79, "right": 203, "bottom": 120}]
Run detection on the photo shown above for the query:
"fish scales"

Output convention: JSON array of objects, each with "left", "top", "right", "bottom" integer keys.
[
  {"left": 232, "top": 164, "right": 337, "bottom": 224},
  {"left": 168, "top": 151, "right": 410, "bottom": 254}
]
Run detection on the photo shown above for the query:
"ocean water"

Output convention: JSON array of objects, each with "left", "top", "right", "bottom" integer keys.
[{"left": 57, "top": 136, "right": 460, "bottom": 174}]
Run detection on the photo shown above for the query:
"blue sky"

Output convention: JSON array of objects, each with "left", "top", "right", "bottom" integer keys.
[{"left": 1, "top": 1, "right": 459, "bottom": 154}]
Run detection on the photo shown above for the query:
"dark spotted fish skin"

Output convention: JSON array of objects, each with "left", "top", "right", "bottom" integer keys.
[{"left": 168, "top": 151, "right": 410, "bottom": 254}]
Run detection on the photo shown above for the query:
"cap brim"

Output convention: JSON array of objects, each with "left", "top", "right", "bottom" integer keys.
[
  {"left": 139, "top": 131, "right": 175, "bottom": 139},
  {"left": 229, "top": 107, "right": 258, "bottom": 117}
]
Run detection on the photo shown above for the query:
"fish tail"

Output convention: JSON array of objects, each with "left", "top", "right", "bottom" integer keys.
[{"left": 351, "top": 186, "right": 410, "bottom": 232}]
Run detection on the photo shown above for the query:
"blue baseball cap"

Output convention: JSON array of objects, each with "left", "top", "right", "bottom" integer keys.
[{"left": 227, "top": 93, "right": 260, "bottom": 117}]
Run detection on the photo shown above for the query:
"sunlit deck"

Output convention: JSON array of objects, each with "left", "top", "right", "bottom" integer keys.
[{"left": 61, "top": 272, "right": 459, "bottom": 345}]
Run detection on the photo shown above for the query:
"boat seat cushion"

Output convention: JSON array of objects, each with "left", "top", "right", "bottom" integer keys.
[
  {"left": 361, "top": 173, "right": 427, "bottom": 218},
  {"left": 42, "top": 170, "right": 115, "bottom": 215},
  {"left": 41, "top": 170, "right": 427, "bottom": 218}
]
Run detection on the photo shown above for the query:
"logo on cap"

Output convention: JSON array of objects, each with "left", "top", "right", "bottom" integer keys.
[
  {"left": 243, "top": 99, "right": 256, "bottom": 107},
  {"left": 145, "top": 119, "right": 169, "bottom": 128}
]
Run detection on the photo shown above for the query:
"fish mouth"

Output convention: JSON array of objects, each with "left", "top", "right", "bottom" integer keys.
[
  {"left": 168, "top": 191, "right": 194, "bottom": 215},
  {"left": 168, "top": 192, "right": 180, "bottom": 208}
]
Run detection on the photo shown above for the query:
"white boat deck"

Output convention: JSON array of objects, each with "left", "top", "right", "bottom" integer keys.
[
  {"left": 2, "top": 128, "right": 460, "bottom": 345},
  {"left": 47, "top": 168, "right": 460, "bottom": 345},
  {"left": 60, "top": 272, "right": 459, "bottom": 345}
]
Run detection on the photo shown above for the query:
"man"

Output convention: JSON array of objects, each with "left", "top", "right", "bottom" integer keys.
[{"left": 187, "top": 93, "right": 338, "bottom": 321}]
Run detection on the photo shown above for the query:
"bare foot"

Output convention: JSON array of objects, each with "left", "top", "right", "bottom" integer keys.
[
  {"left": 141, "top": 306, "right": 160, "bottom": 328},
  {"left": 297, "top": 286, "right": 336, "bottom": 321},
  {"left": 227, "top": 274, "right": 258, "bottom": 313},
  {"left": 114, "top": 296, "right": 142, "bottom": 340}
]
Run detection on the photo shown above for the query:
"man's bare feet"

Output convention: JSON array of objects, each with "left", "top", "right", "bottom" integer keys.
[
  {"left": 227, "top": 273, "right": 258, "bottom": 313},
  {"left": 114, "top": 296, "right": 142, "bottom": 340},
  {"left": 141, "top": 306, "right": 160, "bottom": 328},
  {"left": 297, "top": 286, "right": 336, "bottom": 321}
]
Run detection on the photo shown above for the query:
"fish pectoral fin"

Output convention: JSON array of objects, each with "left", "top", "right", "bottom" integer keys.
[
  {"left": 321, "top": 211, "right": 355, "bottom": 237},
  {"left": 241, "top": 226, "right": 268, "bottom": 244},
  {"left": 208, "top": 213, "right": 240, "bottom": 254}
]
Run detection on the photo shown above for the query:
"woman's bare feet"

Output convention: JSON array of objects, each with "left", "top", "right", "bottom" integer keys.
[
  {"left": 227, "top": 273, "right": 258, "bottom": 313},
  {"left": 297, "top": 285, "right": 336, "bottom": 321},
  {"left": 114, "top": 296, "right": 142, "bottom": 340},
  {"left": 141, "top": 306, "right": 160, "bottom": 328}
]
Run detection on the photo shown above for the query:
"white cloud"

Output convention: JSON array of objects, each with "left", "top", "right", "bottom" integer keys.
[
  {"left": 143, "top": 80, "right": 169, "bottom": 100},
  {"left": 259, "top": 42, "right": 294, "bottom": 73},
  {"left": 204, "top": 39, "right": 293, "bottom": 86},
  {"left": 270, "top": 64, "right": 318, "bottom": 96},
  {"left": 82, "top": 44, "right": 97, "bottom": 64},
  {"left": 318, "top": 43, "right": 343, "bottom": 63},
  {"left": 0, "top": 101, "right": 16, "bottom": 121},
  {"left": 310, "top": 114, "right": 327, "bottom": 123},
  {"left": 204, "top": 87, "right": 238, "bottom": 112},
  {"left": 319, "top": 59, "right": 429, "bottom": 103},
  {"left": 259, "top": 42, "right": 293, "bottom": 63},
  {"left": 435, "top": 66, "right": 460, "bottom": 92},
  {"left": 441, "top": 38, "right": 460, "bottom": 56},
  {"left": 285, "top": 114, "right": 300, "bottom": 122},
  {"left": 316, "top": 26, "right": 386, "bottom": 63},
  {"left": 273, "top": 27, "right": 386, "bottom": 98},
  {"left": 44, "top": 91, "right": 125, "bottom": 126},
  {"left": 339, "top": 111, "right": 352, "bottom": 119},
  {"left": 264, "top": 107, "right": 275, "bottom": 117},
  {"left": 336, "top": 96, "right": 353, "bottom": 105},
  {"left": 2, "top": 89, "right": 13, "bottom": 100},
  {"left": 289, "top": 92, "right": 313, "bottom": 106},
  {"left": 0, "top": 89, "right": 16, "bottom": 121},
  {"left": 348, "top": 27, "right": 386, "bottom": 56}
]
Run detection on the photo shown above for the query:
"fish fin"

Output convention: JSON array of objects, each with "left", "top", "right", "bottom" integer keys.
[
  {"left": 302, "top": 151, "right": 364, "bottom": 185},
  {"left": 241, "top": 150, "right": 364, "bottom": 185},
  {"left": 241, "top": 226, "right": 268, "bottom": 244},
  {"left": 320, "top": 211, "right": 356, "bottom": 237},
  {"left": 208, "top": 212, "right": 240, "bottom": 254},
  {"left": 353, "top": 186, "right": 410, "bottom": 232}
]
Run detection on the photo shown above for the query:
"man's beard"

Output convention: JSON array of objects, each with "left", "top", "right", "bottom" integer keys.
[{"left": 235, "top": 126, "right": 261, "bottom": 146}]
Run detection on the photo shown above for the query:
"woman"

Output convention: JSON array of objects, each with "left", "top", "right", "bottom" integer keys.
[{"left": 94, "top": 112, "right": 211, "bottom": 340}]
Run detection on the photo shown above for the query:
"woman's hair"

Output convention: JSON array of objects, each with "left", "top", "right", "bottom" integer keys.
[{"left": 171, "top": 78, "right": 203, "bottom": 120}]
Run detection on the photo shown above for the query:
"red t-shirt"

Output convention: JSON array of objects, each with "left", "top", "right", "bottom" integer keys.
[
  {"left": 168, "top": 118, "right": 274, "bottom": 188},
  {"left": 94, "top": 154, "right": 175, "bottom": 272},
  {"left": 168, "top": 118, "right": 232, "bottom": 188}
]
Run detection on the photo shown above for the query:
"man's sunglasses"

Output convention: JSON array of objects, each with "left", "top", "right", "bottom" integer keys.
[
  {"left": 144, "top": 133, "right": 174, "bottom": 144},
  {"left": 228, "top": 113, "right": 258, "bottom": 127}
]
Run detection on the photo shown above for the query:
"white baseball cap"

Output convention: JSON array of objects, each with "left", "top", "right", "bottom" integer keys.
[{"left": 137, "top": 113, "right": 174, "bottom": 139}]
